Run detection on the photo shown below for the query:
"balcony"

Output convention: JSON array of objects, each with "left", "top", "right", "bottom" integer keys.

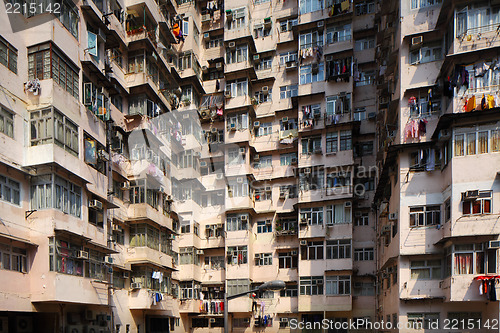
[
  {"left": 299, "top": 222, "right": 352, "bottom": 241},
  {"left": 298, "top": 81, "right": 325, "bottom": 96},
  {"left": 225, "top": 127, "right": 252, "bottom": 144},
  {"left": 225, "top": 195, "right": 254, "bottom": 212},
  {"left": 278, "top": 129, "right": 299, "bottom": 145},
  {"left": 441, "top": 275, "right": 499, "bottom": 302},
  {"left": 126, "top": 246, "right": 174, "bottom": 270},
  {"left": 298, "top": 295, "right": 351, "bottom": 312},
  {"left": 400, "top": 280, "right": 444, "bottom": 301},
  {"left": 224, "top": 26, "right": 252, "bottom": 42},
  {"left": 127, "top": 203, "right": 173, "bottom": 230},
  {"left": 225, "top": 95, "right": 253, "bottom": 111},
  {"left": 129, "top": 289, "right": 178, "bottom": 313},
  {"left": 227, "top": 298, "right": 251, "bottom": 313}
]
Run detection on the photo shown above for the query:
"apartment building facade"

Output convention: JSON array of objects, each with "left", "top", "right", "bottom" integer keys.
[{"left": 375, "top": 0, "right": 500, "bottom": 332}]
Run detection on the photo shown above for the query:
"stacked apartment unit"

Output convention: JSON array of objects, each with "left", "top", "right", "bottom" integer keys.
[{"left": 374, "top": 0, "right": 500, "bottom": 331}]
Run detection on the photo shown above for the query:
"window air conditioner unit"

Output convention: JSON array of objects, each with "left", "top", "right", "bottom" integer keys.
[
  {"left": 265, "top": 186, "right": 271, "bottom": 192},
  {"left": 120, "top": 182, "right": 130, "bottom": 189},
  {"left": 291, "top": 250, "right": 298, "bottom": 255},
  {"left": 225, "top": 90, "right": 232, "bottom": 98},
  {"left": 254, "top": 154, "right": 260, "bottom": 161},
  {"left": 279, "top": 190, "right": 286, "bottom": 199},
  {"left": 210, "top": 318, "right": 216, "bottom": 323},
  {"left": 264, "top": 17, "right": 272, "bottom": 27},
  {"left": 282, "top": 117, "right": 288, "bottom": 123},
  {"left": 489, "top": 241, "right": 500, "bottom": 249},
  {"left": 240, "top": 215, "right": 248, "bottom": 221},
  {"left": 216, "top": 173, "right": 224, "bottom": 180},
  {"left": 411, "top": 36, "right": 423, "bottom": 46},
  {"left": 253, "top": 121, "right": 260, "bottom": 129},
  {"left": 368, "top": 112, "right": 376, "bottom": 119},
  {"left": 239, "top": 147, "right": 246, "bottom": 154},
  {"left": 381, "top": 225, "right": 391, "bottom": 233},
  {"left": 300, "top": 240, "right": 307, "bottom": 246},
  {"left": 228, "top": 42, "right": 236, "bottom": 49},
  {"left": 196, "top": 250, "right": 204, "bottom": 255},
  {"left": 123, "top": 272, "right": 130, "bottom": 278},
  {"left": 462, "top": 190, "right": 479, "bottom": 201},
  {"left": 344, "top": 202, "right": 352, "bottom": 208},
  {"left": 253, "top": 54, "right": 260, "bottom": 61},
  {"left": 202, "top": 14, "right": 211, "bottom": 22},
  {"left": 211, "top": 127, "right": 218, "bottom": 133},
  {"left": 131, "top": 282, "right": 142, "bottom": 289},
  {"left": 89, "top": 200, "right": 103, "bottom": 210},
  {"left": 317, "top": 21, "right": 324, "bottom": 28},
  {"left": 229, "top": 123, "right": 236, "bottom": 131},
  {"left": 316, "top": 279, "right": 324, "bottom": 285},
  {"left": 77, "top": 251, "right": 89, "bottom": 260},
  {"left": 226, "top": 9, "right": 233, "bottom": 20},
  {"left": 200, "top": 161, "right": 207, "bottom": 167},
  {"left": 304, "top": 168, "right": 311, "bottom": 175},
  {"left": 255, "top": 253, "right": 261, "bottom": 259},
  {"left": 105, "top": 256, "right": 114, "bottom": 264},
  {"left": 262, "top": 86, "right": 269, "bottom": 94},
  {"left": 388, "top": 213, "right": 397, "bottom": 220}
]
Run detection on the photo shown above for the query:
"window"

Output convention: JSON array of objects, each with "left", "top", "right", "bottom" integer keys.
[
  {"left": 340, "top": 130, "right": 352, "bottom": 151},
  {"left": 407, "top": 313, "right": 440, "bottom": 330},
  {"left": 280, "top": 18, "right": 298, "bottom": 32},
  {"left": 356, "top": 141, "right": 374, "bottom": 156},
  {"left": 232, "top": 318, "right": 250, "bottom": 328},
  {"left": 226, "top": 78, "right": 248, "bottom": 97},
  {"left": 299, "top": 0, "right": 323, "bottom": 14},
  {"left": 28, "top": 44, "right": 79, "bottom": 98},
  {"left": 354, "top": 38, "right": 375, "bottom": 51},
  {"left": 0, "top": 175, "right": 20, "bottom": 205},
  {"left": 30, "top": 107, "right": 78, "bottom": 155},
  {"left": 300, "top": 207, "right": 324, "bottom": 225},
  {"left": 130, "top": 223, "right": 162, "bottom": 251},
  {"left": 180, "top": 281, "right": 200, "bottom": 299},
  {"left": 31, "top": 174, "right": 82, "bottom": 218},
  {"left": 226, "top": 44, "right": 248, "bottom": 64},
  {"left": 206, "top": 36, "right": 223, "bottom": 49},
  {"left": 257, "top": 220, "right": 272, "bottom": 233},
  {"left": 326, "top": 23, "right": 351, "bottom": 44},
  {"left": 326, "top": 239, "right": 351, "bottom": 259},
  {"left": 179, "top": 247, "right": 202, "bottom": 265},
  {"left": 299, "top": 63, "right": 324, "bottom": 84},
  {"left": 0, "top": 36, "right": 17, "bottom": 73},
  {"left": 410, "top": 259, "right": 442, "bottom": 279},
  {"left": 254, "top": 24, "right": 272, "bottom": 38},
  {"left": 462, "top": 190, "right": 492, "bottom": 215},
  {"left": 355, "top": 70, "right": 376, "bottom": 86},
  {"left": 354, "top": 248, "right": 374, "bottom": 261},
  {"left": 326, "top": 132, "right": 338, "bottom": 153},
  {"left": 326, "top": 94, "right": 351, "bottom": 115},
  {"left": 411, "top": 0, "right": 441, "bottom": 10},
  {"left": 455, "top": 128, "right": 500, "bottom": 156},
  {"left": 353, "top": 282, "right": 375, "bottom": 296},
  {"left": 255, "top": 253, "right": 272, "bottom": 266},
  {"left": 254, "top": 89, "right": 272, "bottom": 103},
  {"left": 204, "top": 256, "right": 225, "bottom": 270},
  {"left": 355, "top": 213, "right": 369, "bottom": 226},
  {"left": 279, "top": 52, "right": 298, "bottom": 65},
  {"left": 354, "top": 107, "right": 366, "bottom": 121},
  {"left": 409, "top": 205, "right": 441, "bottom": 227},
  {"left": 447, "top": 313, "right": 481, "bottom": 329},
  {"left": 410, "top": 43, "right": 442, "bottom": 64},
  {"left": 301, "top": 136, "right": 322, "bottom": 154},
  {"left": 409, "top": 148, "right": 439, "bottom": 171},
  {"left": 278, "top": 251, "right": 298, "bottom": 269},
  {"left": 280, "top": 85, "right": 298, "bottom": 99},
  {"left": 228, "top": 180, "right": 249, "bottom": 197},
  {"left": 256, "top": 122, "right": 272, "bottom": 137},
  {"left": 48, "top": 238, "right": 84, "bottom": 276},
  {"left": 326, "top": 172, "right": 351, "bottom": 189},
  {"left": 255, "top": 57, "right": 272, "bottom": 71},
  {"left": 326, "top": 275, "right": 350, "bottom": 295},
  {"left": 451, "top": 243, "right": 485, "bottom": 275},
  {"left": 227, "top": 279, "right": 250, "bottom": 296},
  {"left": 226, "top": 112, "right": 249, "bottom": 130},
  {"left": 255, "top": 156, "right": 272, "bottom": 169},
  {"left": 227, "top": 214, "right": 249, "bottom": 231},
  {"left": 301, "top": 241, "right": 324, "bottom": 260},
  {"left": 280, "top": 284, "right": 298, "bottom": 297},
  {"left": 299, "top": 30, "right": 323, "bottom": 49},
  {"left": 355, "top": 1, "right": 375, "bottom": 15},
  {"left": 0, "top": 242, "right": 27, "bottom": 273},
  {"left": 0, "top": 106, "right": 14, "bottom": 138},
  {"left": 228, "top": 8, "right": 246, "bottom": 30},
  {"left": 325, "top": 203, "right": 352, "bottom": 224},
  {"left": 129, "top": 179, "right": 160, "bottom": 208},
  {"left": 299, "top": 276, "right": 324, "bottom": 295},
  {"left": 280, "top": 153, "right": 297, "bottom": 165}
]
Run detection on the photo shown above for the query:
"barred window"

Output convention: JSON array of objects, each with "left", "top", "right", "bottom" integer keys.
[
  {"left": 0, "top": 36, "right": 17, "bottom": 73},
  {"left": 31, "top": 174, "right": 82, "bottom": 218},
  {"left": 0, "top": 174, "right": 20, "bottom": 205},
  {"left": 30, "top": 108, "right": 79, "bottom": 155},
  {"left": 0, "top": 106, "right": 14, "bottom": 138}
]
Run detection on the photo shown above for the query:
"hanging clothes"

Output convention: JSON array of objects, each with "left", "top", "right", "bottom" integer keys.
[
  {"left": 487, "top": 94, "right": 495, "bottom": 108},
  {"left": 466, "top": 95, "right": 476, "bottom": 112}
]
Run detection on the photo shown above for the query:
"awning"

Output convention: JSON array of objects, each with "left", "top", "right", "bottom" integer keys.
[
  {"left": 201, "top": 281, "right": 224, "bottom": 285},
  {"left": 434, "top": 233, "right": 499, "bottom": 245},
  {"left": 86, "top": 184, "right": 119, "bottom": 209},
  {"left": 0, "top": 232, "right": 38, "bottom": 247},
  {"left": 400, "top": 296, "right": 445, "bottom": 301},
  {"left": 87, "top": 240, "right": 119, "bottom": 254},
  {"left": 54, "top": 229, "right": 91, "bottom": 241},
  {"left": 474, "top": 275, "right": 500, "bottom": 280},
  {"left": 127, "top": 260, "right": 177, "bottom": 271}
]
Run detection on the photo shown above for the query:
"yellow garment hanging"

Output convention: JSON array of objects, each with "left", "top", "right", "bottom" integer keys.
[
  {"left": 466, "top": 95, "right": 476, "bottom": 112},
  {"left": 487, "top": 94, "right": 495, "bottom": 109}
]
